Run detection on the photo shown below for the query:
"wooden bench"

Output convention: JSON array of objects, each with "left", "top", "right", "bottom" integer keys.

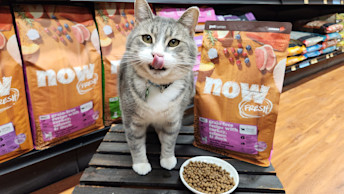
[{"left": 73, "top": 125, "right": 285, "bottom": 193}]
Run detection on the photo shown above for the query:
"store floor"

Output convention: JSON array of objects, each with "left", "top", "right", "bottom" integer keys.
[{"left": 32, "top": 63, "right": 344, "bottom": 194}]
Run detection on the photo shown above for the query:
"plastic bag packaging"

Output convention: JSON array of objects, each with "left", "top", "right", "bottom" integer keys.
[
  {"left": 0, "top": 6, "right": 33, "bottom": 163},
  {"left": 94, "top": 2, "right": 138, "bottom": 126},
  {"left": 286, "top": 55, "right": 307, "bottom": 66},
  {"left": 288, "top": 45, "right": 306, "bottom": 56},
  {"left": 194, "top": 21, "right": 292, "bottom": 166},
  {"left": 14, "top": 4, "right": 104, "bottom": 149},
  {"left": 303, "top": 20, "right": 343, "bottom": 34},
  {"left": 155, "top": 6, "right": 217, "bottom": 32}
]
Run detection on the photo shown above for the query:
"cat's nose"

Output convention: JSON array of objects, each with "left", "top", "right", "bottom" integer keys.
[{"left": 152, "top": 52, "right": 164, "bottom": 58}]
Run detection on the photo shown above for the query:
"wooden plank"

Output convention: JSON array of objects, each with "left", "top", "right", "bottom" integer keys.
[
  {"left": 80, "top": 167, "right": 284, "bottom": 191},
  {"left": 73, "top": 185, "right": 284, "bottom": 194},
  {"left": 73, "top": 185, "right": 190, "bottom": 194},
  {"left": 110, "top": 125, "right": 195, "bottom": 135},
  {"left": 97, "top": 142, "right": 222, "bottom": 157},
  {"left": 89, "top": 154, "right": 276, "bottom": 174},
  {"left": 103, "top": 132, "right": 194, "bottom": 145}
]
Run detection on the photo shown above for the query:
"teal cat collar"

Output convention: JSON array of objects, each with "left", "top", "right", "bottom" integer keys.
[{"left": 145, "top": 80, "right": 172, "bottom": 99}]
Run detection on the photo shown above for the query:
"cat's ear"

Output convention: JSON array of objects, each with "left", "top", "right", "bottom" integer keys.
[
  {"left": 178, "top": 7, "right": 200, "bottom": 36},
  {"left": 134, "top": 0, "right": 154, "bottom": 23}
]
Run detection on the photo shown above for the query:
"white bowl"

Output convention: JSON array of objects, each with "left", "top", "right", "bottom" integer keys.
[{"left": 179, "top": 156, "right": 239, "bottom": 194}]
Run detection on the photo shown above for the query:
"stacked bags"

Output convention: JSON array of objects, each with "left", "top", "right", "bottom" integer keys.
[
  {"left": 287, "top": 14, "right": 343, "bottom": 66},
  {"left": 336, "top": 13, "right": 344, "bottom": 47},
  {"left": 0, "top": 6, "right": 34, "bottom": 163},
  {"left": 287, "top": 31, "right": 340, "bottom": 66}
]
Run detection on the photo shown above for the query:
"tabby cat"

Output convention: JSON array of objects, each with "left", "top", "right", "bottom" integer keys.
[{"left": 118, "top": 0, "right": 199, "bottom": 175}]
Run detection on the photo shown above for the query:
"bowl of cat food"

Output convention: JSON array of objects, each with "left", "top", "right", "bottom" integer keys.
[{"left": 180, "top": 156, "right": 239, "bottom": 194}]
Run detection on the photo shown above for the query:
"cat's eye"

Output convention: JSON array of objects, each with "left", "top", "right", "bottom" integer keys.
[
  {"left": 142, "top": 35, "right": 153, "bottom": 44},
  {"left": 168, "top": 39, "right": 180, "bottom": 47}
]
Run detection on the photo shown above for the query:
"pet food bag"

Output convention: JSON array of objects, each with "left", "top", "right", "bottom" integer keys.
[
  {"left": 216, "top": 12, "right": 256, "bottom": 22},
  {"left": 303, "top": 20, "right": 343, "bottom": 34},
  {"left": 155, "top": 6, "right": 217, "bottom": 32},
  {"left": 194, "top": 21, "right": 291, "bottom": 166},
  {"left": 94, "top": 2, "right": 137, "bottom": 126},
  {"left": 0, "top": 6, "right": 33, "bottom": 163},
  {"left": 193, "top": 33, "right": 203, "bottom": 83},
  {"left": 336, "top": 13, "right": 344, "bottom": 47},
  {"left": 14, "top": 4, "right": 103, "bottom": 149}
]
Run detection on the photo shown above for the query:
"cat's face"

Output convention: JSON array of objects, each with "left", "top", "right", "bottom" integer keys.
[{"left": 123, "top": 0, "right": 199, "bottom": 84}]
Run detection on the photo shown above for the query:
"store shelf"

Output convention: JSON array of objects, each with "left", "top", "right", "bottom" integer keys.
[
  {"left": 282, "top": 0, "right": 344, "bottom": 5},
  {"left": 73, "top": 0, "right": 282, "bottom": 4},
  {"left": 3, "top": 0, "right": 283, "bottom": 4},
  {"left": 7, "top": 0, "right": 344, "bottom": 4},
  {"left": 284, "top": 50, "right": 344, "bottom": 86},
  {"left": 0, "top": 127, "right": 109, "bottom": 193},
  {"left": 0, "top": 102, "right": 193, "bottom": 193}
]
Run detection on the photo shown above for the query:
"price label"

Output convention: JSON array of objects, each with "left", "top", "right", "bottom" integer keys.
[
  {"left": 291, "top": 66, "right": 297, "bottom": 71},
  {"left": 323, "top": 0, "right": 328, "bottom": 4},
  {"left": 304, "top": 0, "right": 309, "bottom": 4},
  {"left": 310, "top": 59, "right": 318, "bottom": 64},
  {"left": 342, "top": 48, "right": 344, "bottom": 53},
  {"left": 330, "top": 53, "right": 334, "bottom": 57},
  {"left": 326, "top": 54, "right": 330, "bottom": 59}
]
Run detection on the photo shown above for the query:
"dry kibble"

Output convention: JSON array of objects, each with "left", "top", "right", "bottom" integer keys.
[{"left": 183, "top": 161, "right": 235, "bottom": 194}]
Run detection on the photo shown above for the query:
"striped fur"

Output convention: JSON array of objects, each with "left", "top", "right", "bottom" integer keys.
[{"left": 118, "top": 0, "right": 199, "bottom": 175}]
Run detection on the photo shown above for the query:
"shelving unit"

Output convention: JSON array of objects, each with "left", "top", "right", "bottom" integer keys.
[
  {"left": 282, "top": 0, "right": 344, "bottom": 5},
  {"left": 0, "top": 1, "right": 343, "bottom": 193},
  {"left": 284, "top": 50, "right": 344, "bottom": 85},
  {"left": 0, "top": 127, "right": 109, "bottom": 193}
]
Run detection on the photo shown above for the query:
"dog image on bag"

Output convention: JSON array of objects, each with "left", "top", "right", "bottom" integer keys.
[{"left": 118, "top": 0, "right": 199, "bottom": 175}]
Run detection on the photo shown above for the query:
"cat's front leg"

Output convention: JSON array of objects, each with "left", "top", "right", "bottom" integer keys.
[
  {"left": 125, "top": 122, "right": 151, "bottom": 175},
  {"left": 157, "top": 120, "right": 181, "bottom": 170}
]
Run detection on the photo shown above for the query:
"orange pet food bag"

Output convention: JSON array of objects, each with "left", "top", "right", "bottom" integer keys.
[
  {"left": 0, "top": 6, "right": 33, "bottom": 163},
  {"left": 94, "top": 2, "right": 136, "bottom": 126},
  {"left": 14, "top": 4, "right": 103, "bottom": 149},
  {"left": 194, "top": 21, "right": 291, "bottom": 166}
]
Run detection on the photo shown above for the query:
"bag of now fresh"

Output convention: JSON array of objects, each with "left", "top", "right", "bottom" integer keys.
[
  {"left": 0, "top": 6, "right": 33, "bottom": 163},
  {"left": 194, "top": 21, "right": 291, "bottom": 166},
  {"left": 94, "top": 2, "right": 137, "bottom": 126},
  {"left": 14, "top": 4, "right": 103, "bottom": 149}
]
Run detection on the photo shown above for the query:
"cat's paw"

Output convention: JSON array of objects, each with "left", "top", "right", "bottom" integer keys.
[
  {"left": 132, "top": 162, "right": 152, "bottom": 175},
  {"left": 160, "top": 156, "right": 177, "bottom": 170}
]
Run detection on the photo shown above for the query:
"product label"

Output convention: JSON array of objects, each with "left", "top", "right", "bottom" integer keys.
[
  {"left": 199, "top": 117, "right": 259, "bottom": 154},
  {"left": 203, "top": 78, "right": 273, "bottom": 118},
  {"left": 0, "top": 123, "right": 20, "bottom": 156},
  {"left": 39, "top": 101, "right": 98, "bottom": 141},
  {"left": 0, "top": 76, "right": 20, "bottom": 113},
  {"left": 109, "top": 97, "right": 121, "bottom": 119},
  {"left": 36, "top": 64, "right": 98, "bottom": 95}
]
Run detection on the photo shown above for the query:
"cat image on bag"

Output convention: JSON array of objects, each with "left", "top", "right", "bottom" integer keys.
[{"left": 118, "top": 0, "right": 199, "bottom": 175}]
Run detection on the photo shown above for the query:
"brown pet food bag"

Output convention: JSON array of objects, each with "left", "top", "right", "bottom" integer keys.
[
  {"left": 0, "top": 6, "right": 33, "bottom": 163},
  {"left": 194, "top": 21, "right": 292, "bottom": 166},
  {"left": 14, "top": 4, "right": 103, "bottom": 149},
  {"left": 94, "top": 2, "right": 136, "bottom": 126}
]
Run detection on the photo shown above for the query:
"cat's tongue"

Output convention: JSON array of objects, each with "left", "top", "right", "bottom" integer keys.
[{"left": 151, "top": 55, "right": 164, "bottom": 69}]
